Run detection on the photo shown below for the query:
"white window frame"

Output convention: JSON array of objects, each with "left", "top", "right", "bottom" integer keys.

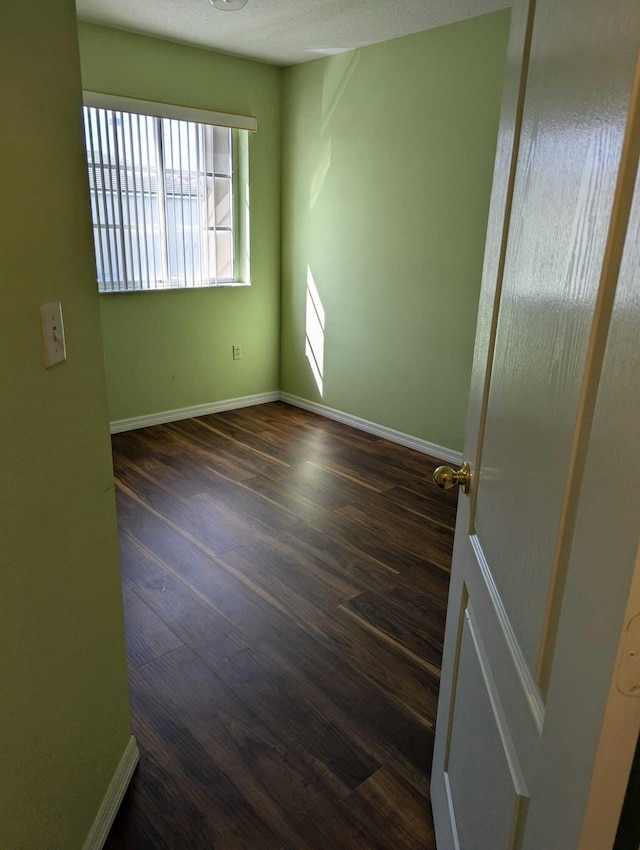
[{"left": 82, "top": 92, "right": 256, "bottom": 294}]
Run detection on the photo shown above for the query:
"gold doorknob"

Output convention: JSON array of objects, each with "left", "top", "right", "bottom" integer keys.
[{"left": 433, "top": 461, "right": 471, "bottom": 494}]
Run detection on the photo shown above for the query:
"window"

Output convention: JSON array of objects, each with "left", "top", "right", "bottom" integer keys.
[{"left": 82, "top": 94, "right": 255, "bottom": 293}]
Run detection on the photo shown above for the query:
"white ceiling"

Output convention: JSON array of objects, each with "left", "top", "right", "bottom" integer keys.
[{"left": 75, "top": 0, "right": 510, "bottom": 66}]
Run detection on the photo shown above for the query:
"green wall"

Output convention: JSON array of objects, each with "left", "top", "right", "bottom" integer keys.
[
  {"left": 0, "top": 2, "right": 131, "bottom": 848},
  {"left": 280, "top": 11, "right": 510, "bottom": 452},
  {"left": 79, "top": 12, "right": 508, "bottom": 445},
  {"left": 78, "top": 23, "right": 282, "bottom": 422}
]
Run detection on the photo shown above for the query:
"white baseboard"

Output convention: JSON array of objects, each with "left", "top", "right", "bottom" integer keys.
[
  {"left": 109, "top": 389, "right": 462, "bottom": 465},
  {"left": 279, "top": 393, "right": 463, "bottom": 465},
  {"left": 110, "top": 392, "right": 280, "bottom": 434},
  {"left": 82, "top": 735, "right": 139, "bottom": 850}
]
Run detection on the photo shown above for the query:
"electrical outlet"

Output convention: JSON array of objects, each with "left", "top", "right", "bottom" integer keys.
[{"left": 233, "top": 344, "right": 242, "bottom": 360}]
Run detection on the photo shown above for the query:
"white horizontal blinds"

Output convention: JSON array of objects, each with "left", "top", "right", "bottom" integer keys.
[{"left": 82, "top": 102, "right": 244, "bottom": 292}]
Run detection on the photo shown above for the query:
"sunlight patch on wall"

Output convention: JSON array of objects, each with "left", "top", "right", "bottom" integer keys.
[
  {"left": 321, "top": 50, "right": 360, "bottom": 134},
  {"left": 305, "top": 266, "right": 325, "bottom": 396},
  {"left": 310, "top": 139, "right": 331, "bottom": 208}
]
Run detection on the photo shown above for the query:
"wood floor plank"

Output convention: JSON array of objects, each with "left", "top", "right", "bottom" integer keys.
[
  {"left": 311, "top": 454, "right": 398, "bottom": 492},
  {"left": 168, "top": 418, "right": 288, "bottom": 481},
  {"left": 138, "top": 420, "right": 265, "bottom": 483},
  {"left": 115, "top": 461, "right": 253, "bottom": 555},
  {"left": 256, "top": 625, "right": 436, "bottom": 796},
  {"left": 334, "top": 432, "right": 451, "bottom": 482},
  {"left": 107, "top": 402, "right": 454, "bottom": 849},
  {"left": 239, "top": 470, "right": 344, "bottom": 522},
  {"left": 218, "top": 537, "right": 362, "bottom": 610},
  {"left": 102, "top": 778, "right": 176, "bottom": 850},
  {"left": 215, "top": 403, "right": 380, "bottom": 453},
  {"left": 135, "top": 574, "right": 250, "bottom": 660},
  {"left": 193, "top": 414, "right": 295, "bottom": 466},
  {"left": 305, "top": 504, "right": 448, "bottom": 574},
  {"left": 118, "top": 530, "right": 168, "bottom": 589},
  {"left": 112, "top": 426, "right": 181, "bottom": 464},
  {"left": 129, "top": 646, "right": 394, "bottom": 850},
  {"left": 196, "top": 408, "right": 364, "bottom": 466},
  {"left": 234, "top": 472, "right": 447, "bottom": 574},
  {"left": 186, "top": 491, "right": 300, "bottom": 552},
  {"left": 337, "top": 498, "right": 453, "bottom": 569},
  {"left": 199, "top": 641, "right": 382, "bottom": 797},
  {"left": 346, "top": 767, "right": 435, "bottom": 850},
  {"left": 214, "top": 412, "right": 333, "bottom": 464},
  {"left": 114, "top": 450, "right": 211, "bottom": 501},
  {"left": 340, "top": 578, "right": 448, "bottom": 672},
  {"left": 119, "top": 446, "right": 303, "bottom": 533},
  {"left": 128, "top": 651, "right": 289, "bottom": 850},
  {"left": 122, "top": 586, "right": 184, "bottom": 668},
  {"left": 381, "top": 484, "right": 457, "bottom": 529},
  {"left": 219, "top": 546, "right": 441, "bottom": 724},
  {"left": 116, "top": 490, "right": 292, "bottom": 648},
  {"left": 280, "top": 521, "right": 399, "bottom": 595},
  {"left": 265, "top": 460, "right": 382, "bottom": 508},
  {"left": 325, "top": 436, "right": 451, "bottom": 494}
]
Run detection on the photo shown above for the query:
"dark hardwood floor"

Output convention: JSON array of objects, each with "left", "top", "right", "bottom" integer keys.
[{"left": 105, "top": 401, "right": 457, "bottom": 849}]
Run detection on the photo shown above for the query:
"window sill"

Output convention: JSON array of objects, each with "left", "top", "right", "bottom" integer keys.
[{"left": 98, "top": 281, "right": 251, "bottom": 294}]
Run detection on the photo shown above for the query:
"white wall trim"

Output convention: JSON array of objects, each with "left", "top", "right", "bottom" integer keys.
[
  {"left": 82, "top": 735, "right": 139, "bottom": 850},
  {"left": 279, "top": 393, "right": 463, "bottom": 464},
  {"left": 109, "top": 392, "right": 280, "bottom": 434},
  {"left": 83, "top": 91, "right": 257, "bottom": 132},
  {"left": 109, "top": 390, "right": 462, "bottom": 464}
]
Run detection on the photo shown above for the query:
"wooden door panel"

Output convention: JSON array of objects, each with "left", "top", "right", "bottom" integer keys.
[
  {"left": 432, "top": 0, "right": 640, "bottom": 846},
  {"left": 475, "top": 0, "right": 638, "bottom": 673},
  {"left": 522, "top": 58, "right": 640, "bottom": 849},
  {"left": 447, "top": 612, "right": 527, "bottom": 850},
  {"left": 463, "top": 533, "right": 543, "bottom": 759},
  {"left": 463, "top": 0, "right": 537, "bottom": 483},
  {"left": 433, "top": 500, "right": 542, "bottom": 848},
  {"left": 432, "top": 0, "right": 540, "bottom": 836}
]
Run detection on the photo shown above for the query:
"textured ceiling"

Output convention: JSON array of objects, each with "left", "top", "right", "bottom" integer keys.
[{"left": 75, "top": 0, "right": 510, "bottom": 66}]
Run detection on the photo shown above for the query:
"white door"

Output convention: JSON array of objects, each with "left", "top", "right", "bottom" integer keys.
[{"left": 430, "top": 0, "right": 640, "bottom": 846}]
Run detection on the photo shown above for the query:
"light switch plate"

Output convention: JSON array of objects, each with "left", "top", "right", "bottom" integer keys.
[{"left": 40, "top": 301, "right": 67, "bottom": 368}]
